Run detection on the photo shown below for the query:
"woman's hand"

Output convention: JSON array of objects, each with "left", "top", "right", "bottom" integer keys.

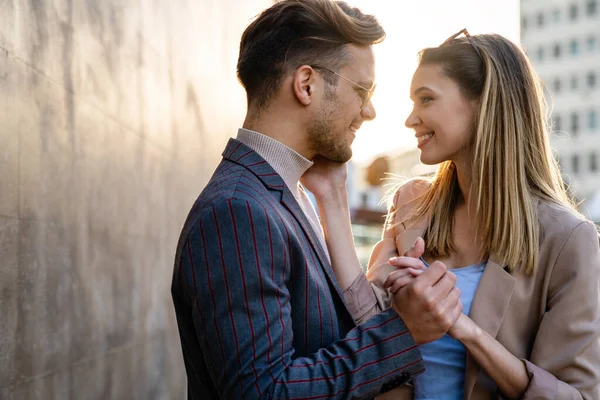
[
  {"left": 300, "top": 156, "right": 347, "bottom": 201},
  {"left": 384, "top": 257, "right": 427, "bottom": 293},
  {"left": 383, "top": 237, "right": 428, "bottom": 293}
]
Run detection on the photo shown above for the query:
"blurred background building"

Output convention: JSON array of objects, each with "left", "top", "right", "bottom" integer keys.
[{"left": 520, "top": 0, "right": 600, "bottom": 222}]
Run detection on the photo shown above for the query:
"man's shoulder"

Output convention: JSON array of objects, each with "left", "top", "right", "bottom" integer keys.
[
  {"left": 186, "top": 162, "right": 279, "bottom": 228},
  {"left": 202, "top": 163, "right": 272, "bottom": 202}
]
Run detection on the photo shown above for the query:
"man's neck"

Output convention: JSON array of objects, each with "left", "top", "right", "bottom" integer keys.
[{"left": 243, "top": 113, "right": 313, "bottom": 160}]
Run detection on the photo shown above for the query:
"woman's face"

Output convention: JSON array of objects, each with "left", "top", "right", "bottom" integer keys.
[{"left": 405, "top": 64, "right": 479, "bottom": 165}]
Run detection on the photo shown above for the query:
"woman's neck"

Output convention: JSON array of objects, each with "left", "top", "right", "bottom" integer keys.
[{"left": 455, "top": 160, "right": 473, "bottom": 208}]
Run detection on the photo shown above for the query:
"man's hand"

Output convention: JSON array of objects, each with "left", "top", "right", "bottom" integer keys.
[{"left": 391, "top": 261, "right": 462, "bottom": 345}]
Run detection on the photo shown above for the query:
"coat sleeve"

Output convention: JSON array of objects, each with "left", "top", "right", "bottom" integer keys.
[
  {"left": 521, "top": 221, "right": 600, "bottom": 400},
  {"left": 181, "top": 198, "right": 425, "bottom": 400}
]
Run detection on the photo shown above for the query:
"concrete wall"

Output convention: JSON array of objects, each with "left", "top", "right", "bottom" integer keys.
[{"left": 0, "top": 0, "right": 270, "bottom": 398}]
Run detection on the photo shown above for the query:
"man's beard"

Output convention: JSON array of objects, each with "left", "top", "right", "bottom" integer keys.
[{"left": 307, "top": 94, "right": 352, "bottom": 163}]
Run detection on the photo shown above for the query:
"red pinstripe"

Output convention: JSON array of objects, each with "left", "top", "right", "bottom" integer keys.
[
  {"left": 235, "top": 149, "right": 253, "bottom": 162},
  {"left": 280, "top": 346, "right": 421, "bottom": 384},
  {"left": 276, "top": 363, "right": 425, "bottom": 400},
  {"left": 247, "top": 160, "right": 267, "bottom": 167},
  {"left": 212, "top": 207, "right": 247, "bottom": 400},
  {"left": 230, "top": 187, "right": 290, "bottom": 368},
  {"left": 239, "top": 200, "right": 272, "bottom": 391},
  {"left": 288, "top": 329, "right": 411, "bottom": 369},
  {"left": 198, "top": 223, "right": 230, "bottom": 383},
  {"left": 227, "top": 200, "right": 263, "bottom": 397}
]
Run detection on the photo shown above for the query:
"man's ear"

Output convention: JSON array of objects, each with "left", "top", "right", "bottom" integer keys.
[{"left": 292, "top": 65, "right": 317, "bottom": 106}]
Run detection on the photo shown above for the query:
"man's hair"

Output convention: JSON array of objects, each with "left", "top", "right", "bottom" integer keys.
[{"left": 236, "top": 0, "right": 385, "bottom": 110}]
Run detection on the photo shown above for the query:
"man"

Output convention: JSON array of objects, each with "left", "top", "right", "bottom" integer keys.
[{"left": 171, "top": 1, "right": 461, "bottom": 398}]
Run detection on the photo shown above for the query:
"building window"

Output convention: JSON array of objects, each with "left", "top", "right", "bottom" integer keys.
[
  {"left": 587, "top": 36, "right": 597, "bottom": 51},
  {"left": 537, "top": 12, "right": 545, "bottom": 27},
  {"left": 553, "top": 78, "right": 562, "bottom": 93},
  {"left": 571, "top": 112, "right": 580, "bottom": 135},
  {"left": 570, "top": 4, "right": 579, "bottom": 20},
  {"left": 587, "top": 0, "right": 598, "bottom": 16},
  {"left": 552, "top": 9, "right": 561, "bottom": 23},
  {"left": 360, "top": 192, "right": 368, "bottom": 207},
  {"left": 521, "top": 16, "right": 529, "bottom": 31},
  {"left": 571, "top": 75, "right": 579, "bottom": 90},
  {"left": 588, "top": 71, "right": 597, "bottom": 87},
  {"left": 553, "top": 43, "right": 562, "bottom": 58},
  {"left": 570, "top": 39, "right": 579, "bottom": 55},
  {"left": 554, "top": 115, "right": 562, "bottom": 131},
  {"left": 537, "top": 46, "right": 545, "bottom": 61},
  {"left": 591, "top": 153, "right": 598, "bottom": 172},
  {"left": 589, "top": 110, "right": 598, "bottom": 130},
  {"left": 572, "top": 154, "right": 580, "bottom": 173}
]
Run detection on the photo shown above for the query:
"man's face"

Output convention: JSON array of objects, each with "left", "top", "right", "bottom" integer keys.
[{"left": 308, "top": 45, "right": 377, "bottom": 163}]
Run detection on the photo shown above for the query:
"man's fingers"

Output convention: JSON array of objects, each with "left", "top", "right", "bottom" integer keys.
[
  {"left": 430, "top": 267, "right": 457, "bottom": 300},
  {"left": 384, "top": 269, "right": 413, "bottom": 288},
  {"left": 450, "top": 300, "right": 463, "bottom": 326},
  {"left": 414, "top": 260, "right": 447, "bottom": 287},
  {"left": 440, "top": 286, "right": 461, "bottom": 312},
  {"left": 404, "top": 236, "right": 425, "bottom": 258},
  {"left": 389, "top": 276, "right": 416, "bottom": 294}
]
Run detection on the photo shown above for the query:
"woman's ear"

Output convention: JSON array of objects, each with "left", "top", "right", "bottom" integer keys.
[{"left": 293, "top": 65, "right": 317, "bottom": 106}]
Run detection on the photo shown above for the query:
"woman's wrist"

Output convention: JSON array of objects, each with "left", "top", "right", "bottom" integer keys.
[
  {"left": 452, "top": 314, "right": 483, "bottom": 345},
  {"left": 314, "top": 186, "right": 349, "bottom": 206}
]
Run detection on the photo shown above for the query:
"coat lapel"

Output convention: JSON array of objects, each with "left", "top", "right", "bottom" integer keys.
[
  {"left": 464, "top": 256, "right": 516, "bottom": 399},
  {"left": 280, "top": 189, "right": 349, "bottom": 307},
  {"left": 222, "top": 139, "right": 349, "bottom": 315}
]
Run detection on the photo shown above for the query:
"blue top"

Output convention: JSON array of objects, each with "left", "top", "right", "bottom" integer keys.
[{"left": 413, "top": 258, "right": 487, "bottom": 400}]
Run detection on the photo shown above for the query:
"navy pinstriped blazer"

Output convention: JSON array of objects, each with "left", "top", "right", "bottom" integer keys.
[{"left": 171, "top": 139, "right": 425, "bottom": 399}]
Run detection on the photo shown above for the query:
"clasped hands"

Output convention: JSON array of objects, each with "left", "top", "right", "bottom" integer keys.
[{"left": 386, "top": 237, "right": 476, "bottom": 345}]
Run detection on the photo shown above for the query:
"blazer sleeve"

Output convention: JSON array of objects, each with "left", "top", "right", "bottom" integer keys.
[
  {"left": 183, "top": 198, "right": 425, "bottom": 400},
  {"left": 521, "top": 221, "right": 600, "bottom": 400}
]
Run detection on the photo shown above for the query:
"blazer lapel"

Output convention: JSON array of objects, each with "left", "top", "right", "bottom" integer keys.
[
  {"left": 464, "top": 256, "right": 516, "bottom": 399},
  {"left": 280, "top": 189, "right": 348, "bottom": 305},
  {"left": 222, "top": 139, "right": 349, "bottom": 314}
]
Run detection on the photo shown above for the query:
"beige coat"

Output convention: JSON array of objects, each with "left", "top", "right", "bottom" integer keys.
[{"left": 354, "top": 180, "right": 600, "bottom": 399}]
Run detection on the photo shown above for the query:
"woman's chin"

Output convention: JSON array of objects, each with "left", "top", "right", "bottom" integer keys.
[{"left": 419, "top": 153, "right": 441, "bottom": 166}]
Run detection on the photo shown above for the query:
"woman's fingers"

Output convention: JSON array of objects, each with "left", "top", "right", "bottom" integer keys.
[
  {"left": 384, "top": 268, "right": 424, "bottom": 290},
  {"left": 388, "top": 256, "right": 427, "bottom": 270}
]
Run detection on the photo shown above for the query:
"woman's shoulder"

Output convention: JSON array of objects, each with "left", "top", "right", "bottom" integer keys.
[
  {"left": 390, "top": 177, "right": 431, "bottom": 210},
  {"left": 537, "top": 199, "right": 595, "bottom": 234},
  {"left": 537, "top": 199, "right": 599, "bottom": 253}
]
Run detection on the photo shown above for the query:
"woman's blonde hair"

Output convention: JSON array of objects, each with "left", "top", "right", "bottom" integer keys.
[{"left": 402, "top": 33, "right": 580, "bottom": 274}]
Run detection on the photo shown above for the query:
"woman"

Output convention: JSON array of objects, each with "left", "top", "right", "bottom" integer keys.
[{"left": 303, "top": 30, "right": 600, "bottom": 399}]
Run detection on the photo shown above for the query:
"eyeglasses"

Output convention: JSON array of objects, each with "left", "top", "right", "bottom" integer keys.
[
  {"left": 442, "top": 28, "right": 483, "bottom": 59},
  {"left": 311, "top": 65, "right": 377, "bottom": 107}
]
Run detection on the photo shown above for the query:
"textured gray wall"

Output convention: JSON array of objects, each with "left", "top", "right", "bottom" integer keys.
[{"left": 0, "top": 0, "right": 270, "bottom": 398}]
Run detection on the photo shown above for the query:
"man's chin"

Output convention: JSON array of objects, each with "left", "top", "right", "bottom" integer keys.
[{"left": 325, "top": 149, "right": 352, "bottom": 164}]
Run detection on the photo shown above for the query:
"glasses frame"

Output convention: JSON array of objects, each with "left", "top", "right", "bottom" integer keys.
[
  {"left": 442, "top": 28, "right": 483, "bottom": 59},
  {"left": 311, "top": 65, "right": 377, "bottom": 107}
]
